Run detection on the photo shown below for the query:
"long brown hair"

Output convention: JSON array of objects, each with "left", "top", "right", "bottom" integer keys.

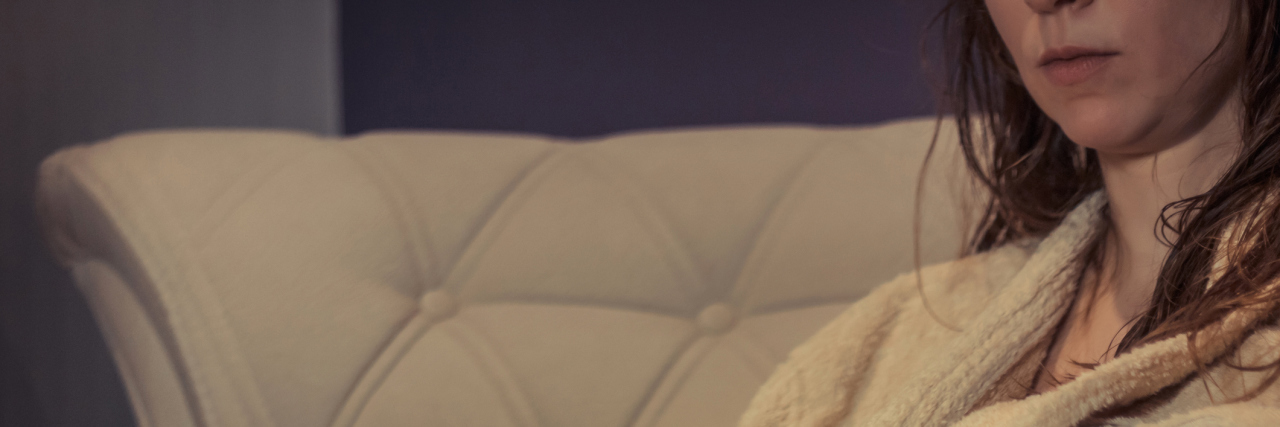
[{"left": 927, "top": 0, "right": 1280, "bottom": 402}]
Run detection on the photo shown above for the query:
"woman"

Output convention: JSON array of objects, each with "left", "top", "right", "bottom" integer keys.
[{"left": 740, "top": 0, "right": 1280, "bottom": 425}]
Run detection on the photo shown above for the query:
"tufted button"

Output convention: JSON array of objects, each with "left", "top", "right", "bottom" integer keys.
[
  {"left": 420, "top": 290, "right": 458, "bottom": 322},
  {"left": 696, "top": 303, "right": 737, "bottom": 335}
]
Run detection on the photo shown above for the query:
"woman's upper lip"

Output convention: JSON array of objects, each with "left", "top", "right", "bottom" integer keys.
[{"left": 1038, "top": 46, "right": 1120, "bottom": 67}]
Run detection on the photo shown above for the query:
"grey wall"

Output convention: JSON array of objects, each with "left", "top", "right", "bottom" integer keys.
[{"left": 0, "top": 0, "right": 340, "bottom": 425}]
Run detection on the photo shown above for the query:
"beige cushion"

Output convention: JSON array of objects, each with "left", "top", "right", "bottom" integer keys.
[{"left": 36, "top": 117, "right": 967, "bottom": 427}]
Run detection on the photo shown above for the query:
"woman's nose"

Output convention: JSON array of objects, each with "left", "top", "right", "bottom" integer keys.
[{"left": 1024, "top": 0, "right": 1094, "bottom": 14}]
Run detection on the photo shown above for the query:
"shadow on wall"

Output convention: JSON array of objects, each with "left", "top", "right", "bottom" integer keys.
[
  {"left": 342, "top": 0, "right": 950, "bottom": 137},
  {"left": 0, "top": 1, "right": 339, "bottom": 426},
  {"left": 0, "top": 330, "right": 45, "bottom": 426}
]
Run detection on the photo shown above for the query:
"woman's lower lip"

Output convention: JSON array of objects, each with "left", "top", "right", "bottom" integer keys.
[{"left": 1041, "top": 54, "right": 1116, "bottom": 86}]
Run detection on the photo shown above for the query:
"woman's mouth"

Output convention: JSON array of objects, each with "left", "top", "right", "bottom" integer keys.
[{"left": 1038, "top": 46, "right": 1120, "bottom": 86}]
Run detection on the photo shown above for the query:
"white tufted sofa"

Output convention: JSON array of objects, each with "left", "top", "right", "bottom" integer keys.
[{"left": 36, "top": 118, "right": 967, "bottom": 427}]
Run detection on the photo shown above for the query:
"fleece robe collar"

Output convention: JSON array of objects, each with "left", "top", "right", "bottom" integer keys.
[
  {"left": 864, "top": 192, "right": 1107, "bottom": 426},
  {"left": 881, "top": 191, "right": 1275, "bottom": 426}
]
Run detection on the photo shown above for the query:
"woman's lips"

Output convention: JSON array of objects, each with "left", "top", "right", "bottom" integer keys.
[{"left": 1038, "top": 46, "right": 1119, "bottom": 86}]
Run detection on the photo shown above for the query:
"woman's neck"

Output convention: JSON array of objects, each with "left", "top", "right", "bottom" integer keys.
[
  {"left": 1094, "top": 100, "right": 1241, "bottom": 320},
  {"left": 1031, "top": 99, "right": 1243, "bottom": 394}
]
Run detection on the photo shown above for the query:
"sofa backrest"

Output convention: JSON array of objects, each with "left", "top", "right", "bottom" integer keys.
[{"left": 37, "top": 117, "right": 968, "bottom": 427}]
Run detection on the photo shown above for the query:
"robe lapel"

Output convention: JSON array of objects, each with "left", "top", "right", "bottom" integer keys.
[
  {"left": 863, "top": 193, "right": 1108, "bottom": 426},
  {"left": 955, "top": 281, "right": 1274, "bottom": 426},
  {"left": 954, "top": 200, "right": 1280, "bottom": 427}
]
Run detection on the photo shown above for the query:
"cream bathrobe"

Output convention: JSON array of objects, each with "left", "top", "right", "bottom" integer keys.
[{"left": 740, "top": 193, "right": 1280, "bottom": 426}]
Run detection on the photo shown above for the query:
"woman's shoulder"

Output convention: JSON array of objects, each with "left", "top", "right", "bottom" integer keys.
[
  {"left": 737, "top": 239, "right": 1044, "bottom": 426},
  {"left": 887, "top": 238, "right": 1042, "bottom": 317},
  {"left": 793, "top": 236, "right": 1044, "bottom": 365}
]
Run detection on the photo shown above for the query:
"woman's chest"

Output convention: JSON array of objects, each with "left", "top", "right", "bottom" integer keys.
[{"left": 1035, "top": 287, "right": 1138, "bottom": 392}]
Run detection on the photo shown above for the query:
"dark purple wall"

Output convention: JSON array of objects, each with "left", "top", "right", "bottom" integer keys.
[{"left": 342, "top": 0, "right": 947, "bottom": 137}]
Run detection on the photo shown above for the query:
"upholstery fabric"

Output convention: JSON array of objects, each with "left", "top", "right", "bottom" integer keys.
[{"left": 36, "top": 118, "right": 966, "bottom": 427}]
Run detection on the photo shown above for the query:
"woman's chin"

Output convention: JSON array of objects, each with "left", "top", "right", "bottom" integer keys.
[{"left": 1055, "top": 110, "right": 1155, "bottom": 156}]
